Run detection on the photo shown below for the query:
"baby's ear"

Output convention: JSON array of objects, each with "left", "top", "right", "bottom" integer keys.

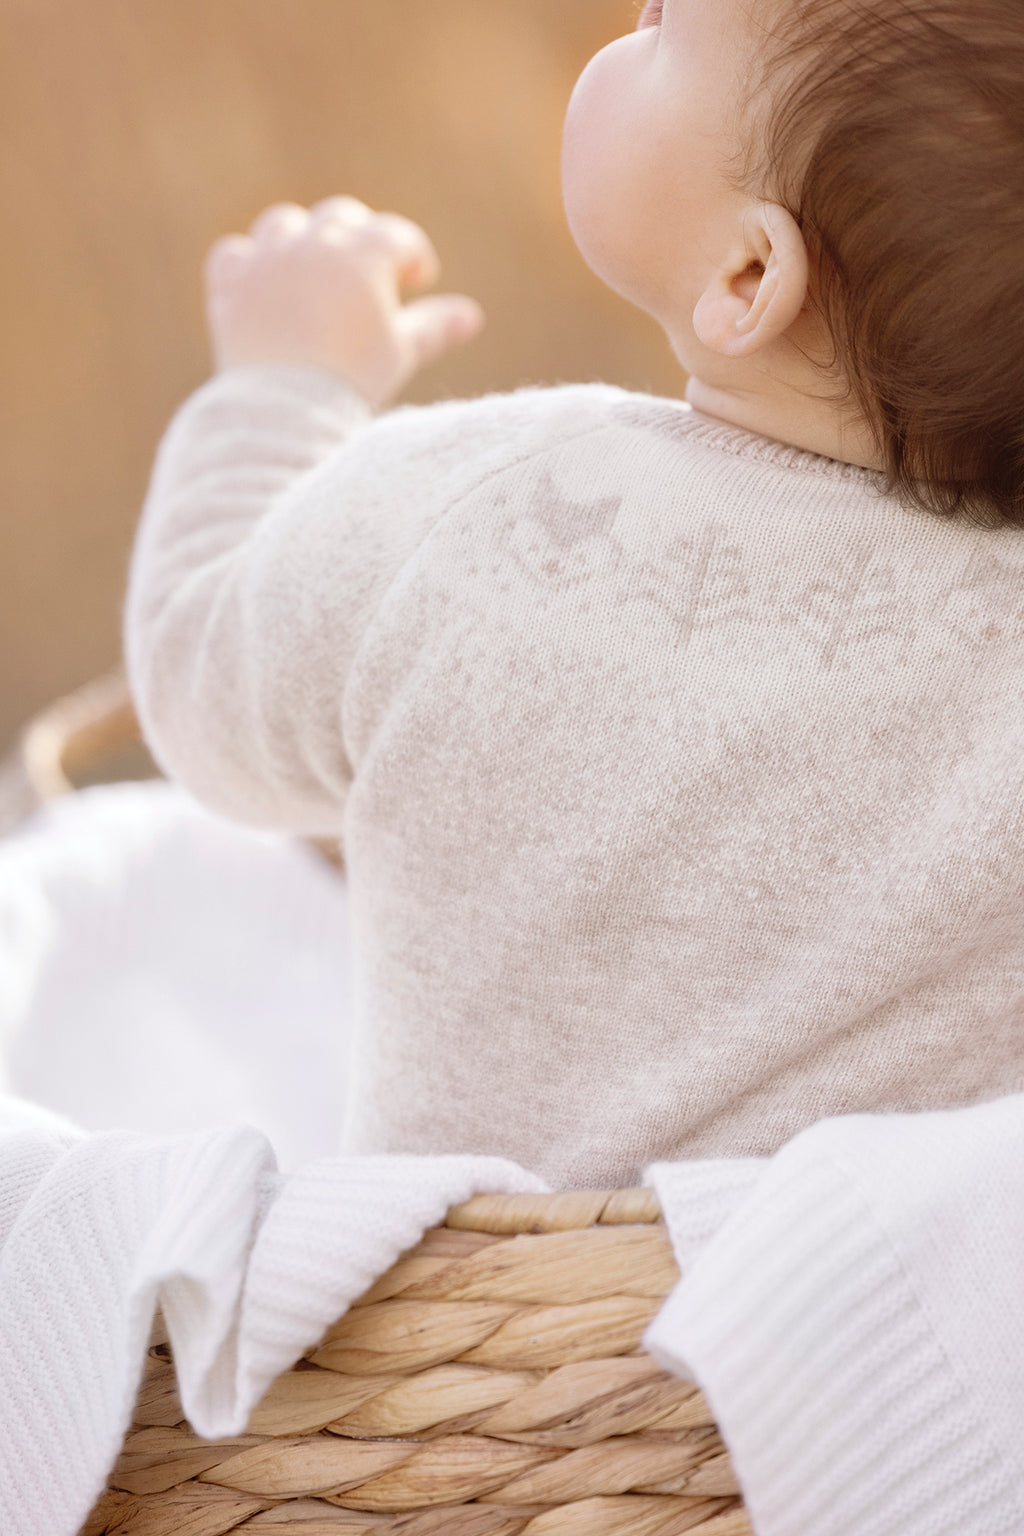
[{"left": 692, "top": 204, "right": 808, "bottom": 358}]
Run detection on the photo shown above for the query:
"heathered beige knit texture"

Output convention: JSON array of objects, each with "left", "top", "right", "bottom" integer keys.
[{"left": 126, "top": 365, "right": 1024, "bottom": 1190}]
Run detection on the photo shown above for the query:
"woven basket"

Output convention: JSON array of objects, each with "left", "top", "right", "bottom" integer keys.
[{"left": 82, "top": 1188, "right": 748, "bottom": 1536}]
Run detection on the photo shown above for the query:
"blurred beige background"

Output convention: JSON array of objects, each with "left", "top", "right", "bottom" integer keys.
[{"left": 0, "top": 0, "right": 683, "bottom": 753}]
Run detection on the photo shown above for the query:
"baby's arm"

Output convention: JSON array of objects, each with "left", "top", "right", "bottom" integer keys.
[{"left": 125, "top": 199, "right": 483, "bottom": 834}]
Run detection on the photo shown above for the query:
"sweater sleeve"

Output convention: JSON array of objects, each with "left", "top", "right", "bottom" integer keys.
[
  {"left": 643, "top": 1097, "right": 1024, "bottom": 1536},
  {"left": 126, "top": 364, "right": 373, "bottom": 834}
]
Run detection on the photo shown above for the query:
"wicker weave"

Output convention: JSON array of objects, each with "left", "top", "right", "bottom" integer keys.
[{"left": 82, "top": 1190, "right": 749, "bottom": 1536}]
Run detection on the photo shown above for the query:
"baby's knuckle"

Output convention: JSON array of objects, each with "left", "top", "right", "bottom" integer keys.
[
  {"left": 250, "top": 202, "right": 307, "bottom": 240},
  {"left": 314, "top": 194, "right": 369, "bottom": 221},
  {"left": 308, "top": 225, "right": 361, "bottom": 268},
  {"left": 351, "top": 219, "right": 388, "bottom": 247},
  {"left": 262, "top": 199, "right": 304, "bottom": 218},
  {"left": 333, "top": 224, "right": 389, "bottom": 269}
]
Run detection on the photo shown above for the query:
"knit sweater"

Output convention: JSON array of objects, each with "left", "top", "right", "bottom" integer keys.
[{"left": 126, "top": 366, "right": 1024, "bottom": 1190}]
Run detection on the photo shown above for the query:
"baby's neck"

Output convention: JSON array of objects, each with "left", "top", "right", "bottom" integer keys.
[{"left": 684, "top": 374, "right": 884, "bottom": 472}]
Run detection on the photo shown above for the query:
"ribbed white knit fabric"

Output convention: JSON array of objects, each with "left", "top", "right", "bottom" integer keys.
[
  {"left": 0, "top": 1099, "right": 546, "bottom": 1536},
  {"left": 645, "top": 1095, "right": 1024, "bottom": 1536},
  {"left": 645, "top": 1156, "right": 764, "bottom": 1271}
]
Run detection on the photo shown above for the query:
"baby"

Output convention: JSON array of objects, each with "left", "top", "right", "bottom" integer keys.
[{"left": 127, "top": 0, "right": 1024, "bottom": 1190}]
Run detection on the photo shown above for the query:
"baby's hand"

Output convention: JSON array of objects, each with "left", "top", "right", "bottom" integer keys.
[{"left": 203, "top": 197, "right": 485, "bottom": 407}]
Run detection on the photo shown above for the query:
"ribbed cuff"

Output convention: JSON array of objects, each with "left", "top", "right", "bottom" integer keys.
[
  {"left": 644, "top": 1146, "right": 1024, "bottom": 1536},
  {"left": 644, "top": 1157, "right": 766, "bottom": 1277}
]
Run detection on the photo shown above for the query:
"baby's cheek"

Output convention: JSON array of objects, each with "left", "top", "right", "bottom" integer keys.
[
  {"left": 561, "top": 32, "right": 669, "bottom": 313},
  {"left": 562, "top": 60, "right": 632, "bottom": 284}
]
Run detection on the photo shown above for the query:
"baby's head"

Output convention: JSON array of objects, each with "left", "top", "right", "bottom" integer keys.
[{"left": 563, "top": 0, "right": 1024, "bottom": 527}]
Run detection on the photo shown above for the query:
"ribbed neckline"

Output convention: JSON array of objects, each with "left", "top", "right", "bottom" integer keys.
[{"left": 630, "top": 397, "right": 891, "bottom": 491}]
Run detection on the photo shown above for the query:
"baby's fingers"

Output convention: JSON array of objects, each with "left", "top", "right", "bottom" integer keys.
[
  {"left": 249, "top": 202, "right": 310, "bottom": 245},
  {"left": 396, "top": 294, "right": 485, "bottom": 375},
  {"left": 320, "top": 211, "right": 442, "bottom": 292}
]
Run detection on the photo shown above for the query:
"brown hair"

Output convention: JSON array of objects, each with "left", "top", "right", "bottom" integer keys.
[{"left": 753, "top": 0, "right": 1024, "bottom": 528}]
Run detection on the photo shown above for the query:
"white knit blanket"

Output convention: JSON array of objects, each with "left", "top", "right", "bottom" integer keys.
[{"left": 2, "top": 785, "right": 1023, "bottom": 1536}]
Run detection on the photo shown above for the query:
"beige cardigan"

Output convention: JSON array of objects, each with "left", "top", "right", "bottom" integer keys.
[{"left": 126, "top": 365, "right": 1024, "bottom": 1189}]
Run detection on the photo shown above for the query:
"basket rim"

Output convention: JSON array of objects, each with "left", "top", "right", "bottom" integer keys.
[{"left": 444, "top": 1189, "right": 661, "bottom": 1235}]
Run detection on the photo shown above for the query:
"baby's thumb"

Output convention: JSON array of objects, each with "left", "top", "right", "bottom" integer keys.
[{"left": 398, "top": 294, "right": 485, "bottom": 373}]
